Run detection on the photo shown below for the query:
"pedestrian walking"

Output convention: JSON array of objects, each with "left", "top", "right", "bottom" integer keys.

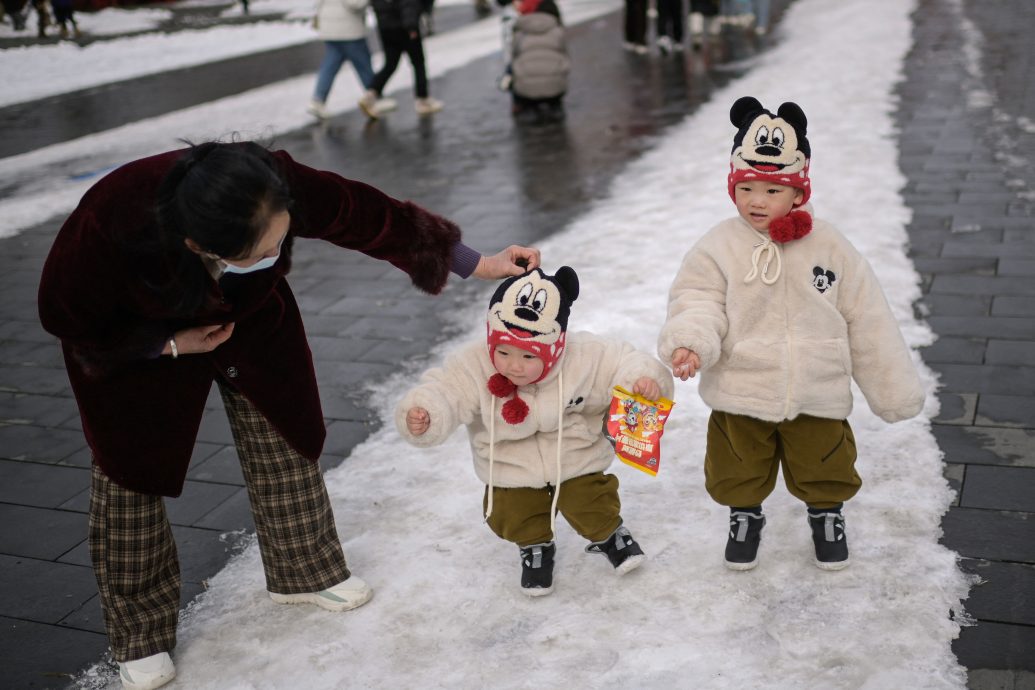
[
  {"left": 622, "top": 0, "right": 648, "bottom": 53},
  {"left": 37, "top": 141, "right": 540, "bottom": 690},
  {"left": 361, "top": 0, "right": 443, "bottom": 118},
  {"left": 1, "top": 0, "right": 27, "bottom": 31},
  {"left": 50, "top": 0, "right": 80, "bottom": 39},
  {"left": 688, "top": 0, "right": 720, "bottom": 49},
  {"left": 658, "top": 97, "right": 925, "bottom": 572},
  {"left": 307, "top": 0, "right": 396, "bottom": 119},
  {"left": 655, "top": 0, "right": 685, "bottom": 54}
]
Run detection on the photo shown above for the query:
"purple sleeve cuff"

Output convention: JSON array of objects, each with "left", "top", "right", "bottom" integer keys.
[{"left": 450, "top": 242, "right": 482, "bottom": 279}]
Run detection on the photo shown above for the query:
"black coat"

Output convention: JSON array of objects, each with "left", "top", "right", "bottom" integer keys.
[{"left": 371, "top": 0, "right": 422, "bottom": 31}]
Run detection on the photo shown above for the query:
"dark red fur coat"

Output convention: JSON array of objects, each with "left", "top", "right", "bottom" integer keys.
[{"left": 38, "top": 148, "right": 460, "bottom": 496}]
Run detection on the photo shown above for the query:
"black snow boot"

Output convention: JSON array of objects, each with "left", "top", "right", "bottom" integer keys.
[
  {"left": 519, "top": 542, "right": 555, "bottom": 596},
  {"left": 725, "top": 507, "right": 765, "bottom": 570},
  {"left": 585, "top": 525, "right": 646, "bottom": 575},
  {"left": 807, "top": 504, "right": 849, "bottom": 570}
]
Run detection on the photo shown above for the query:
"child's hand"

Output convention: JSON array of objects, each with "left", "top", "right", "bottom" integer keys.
[
  {"left": 632, "top": 377, "right": 662, "bottom": 401},
  {"left": 671, "top": 348, "right": 701, "bottom": 381},
  {"left": 406, "top": 407, "right": 430, "bottom": 436}
]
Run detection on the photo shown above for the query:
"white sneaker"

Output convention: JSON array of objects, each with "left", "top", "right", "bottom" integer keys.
[
  {"left": 414, "top": 97, "right": 443, "bottom": 115},
  {"left": 119, "top": 652, "right": 175, "bottom": 690},
  {"left": 375, "top": 97, "right": 397, "bottom": 113},
  {"left": 269, "top": 575, "right": 373, "bottom": 612},
  {"left": 656, "top": 35, "right": 672, "bottom": 54},
  {"left": 358, "top": 90, "right": 380, "bottom": 119},
  {"left": 633, "top": 43, "right": 648, "bottom": 55},
  {"left": 306, "top": 99, "right": 329, "bottom": 119}
]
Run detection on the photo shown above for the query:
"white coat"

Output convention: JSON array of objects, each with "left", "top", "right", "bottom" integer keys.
[
  {"left": 658, "top": 210, "right": 925, "bottom": 424},
  {"left": 396, "top": 332, "right": 673, "bottom": 489},
  {"left": 315, "top": 0, "right": 368, "bottom": 41}
]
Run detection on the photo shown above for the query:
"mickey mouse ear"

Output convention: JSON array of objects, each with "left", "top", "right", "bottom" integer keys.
[
  {"left": 776, "top": 102, "right": 807, "bottom": 133},
  {"left": 555, "top": 266, "right": 580, "bottom": 302},
  {"left": 730, "top": 96, "right": 763, "bottom": 127}
]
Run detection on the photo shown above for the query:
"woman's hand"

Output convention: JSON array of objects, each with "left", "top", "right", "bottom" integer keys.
[
  {"left": 163, "top": 323, "right": 236, "bottom": 356},
  {"left": 473, "top": 245, "right": 541, "bottom": 279},
  {"left": 632, "top": 377, "right": 662, "bottom": 401},
  {"left": 407, "top": 407, "right": 430, "bottom": 435},
  {"left": 671, "top": 347, "right": 701, "bottom": 381}
]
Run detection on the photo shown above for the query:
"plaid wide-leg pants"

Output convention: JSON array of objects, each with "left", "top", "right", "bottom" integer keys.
[{"left": 89, "top": 382, "right": 350, "bottom": 662}]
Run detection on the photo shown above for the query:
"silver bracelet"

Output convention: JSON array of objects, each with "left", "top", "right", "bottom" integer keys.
[{"left": 169, "top": 337, "right": 179, "bottom": 359}]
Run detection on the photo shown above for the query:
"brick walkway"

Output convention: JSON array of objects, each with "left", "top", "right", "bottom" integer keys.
[
  {"left": 897, "top": 0, "right": 1035, "bottom": 684},
  {"left": 1, "top": 0, "right": 1032, "bottom": 687}
]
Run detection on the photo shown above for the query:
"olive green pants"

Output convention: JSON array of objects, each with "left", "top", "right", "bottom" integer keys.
[
  {"left": 704, "top": 411, "right": 861, "bottom": 509},
  {"left": 483, "top": 472, "right": 622, "bottom": 547}
]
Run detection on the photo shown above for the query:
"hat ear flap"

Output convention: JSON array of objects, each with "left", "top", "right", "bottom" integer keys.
[
  {"left": 776, "top": 102, "right": 808, "bottom": 133},
  {"left": 554, "top": 266, "right": 580, "bottom": 303},
  {"left": 730, "top": 96, "right": 763, "bottom": 128}
]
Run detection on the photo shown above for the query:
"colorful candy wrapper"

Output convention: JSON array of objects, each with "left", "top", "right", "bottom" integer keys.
[{"left": 603, "top": 386, "right": 674, "bottom": 476}]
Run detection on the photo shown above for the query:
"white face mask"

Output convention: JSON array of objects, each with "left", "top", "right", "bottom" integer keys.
[{"left": 219, "top": 236, "right": 284, "bottom": 274}]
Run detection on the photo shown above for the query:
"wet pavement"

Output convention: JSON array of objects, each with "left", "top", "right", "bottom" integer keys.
[{"left": 1, "top": 0, "right": 1033, "bottom": 687}]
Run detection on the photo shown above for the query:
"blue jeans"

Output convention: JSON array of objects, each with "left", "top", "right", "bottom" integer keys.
[{"left": 313, "top": 39, "right": 375, "bottom": 103}]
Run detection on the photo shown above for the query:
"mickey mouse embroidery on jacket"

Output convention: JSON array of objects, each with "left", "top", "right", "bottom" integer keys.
[{"left": 812, "top": 266, "right": 836, "bottom": 293}]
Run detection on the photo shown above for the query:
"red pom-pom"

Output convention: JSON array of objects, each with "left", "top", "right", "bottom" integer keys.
[
  {"left": 501, "top": 396, "right": 530, "bottom": 424},
  {"left": 768, "top": 210, "right": 813, "bottom": 243},
  {"left": 488, "top": 373, "right": 516, "bottom": 398}
]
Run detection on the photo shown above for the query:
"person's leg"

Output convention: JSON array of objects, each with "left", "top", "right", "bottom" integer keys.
[
  {"left": 704, "top": 411, "right": 780, "bottom": 507},
  {"left": 777, "top": 415, "right": 861, "bottom": 509},
  {"left": 88, "top": 464, "right": 180, "bottom": 663},
  {"left": 369, "top": 26, "right": 406, "bottom": 96},
  {"left": 752, "top": 0, "right": 770, "bottom": 32},
  {"left": 631, "top": 0, "right": 648, "bottom": 46},
  {"left": 484, "top": 485, "right": 555, "bottom": 595},
  {"left": 403, "top": 33, "right": 429, "bottom": 99},
  {"left": 218, "top": 383, "right": 350, "bottom": 595},
  {"left": 313, "top": 41, "right": 348, "bottom": 103},
  {"left": 669, "top": 0, "right": 685, "bottom": 43},
  {"left": 341, "top": 37, "right": 376, "bottom": 91},
  {"left": 555, "top": 472, "right": 622, "bottom": 543}
]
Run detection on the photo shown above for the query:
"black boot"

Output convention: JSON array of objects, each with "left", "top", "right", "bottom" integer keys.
[
  {"left": 585, "top": 525, "right": 646, "bottom": 575},
  {"left": 725, "top": 507, "right": 765, "bottom": 570},
  {"left": 807, "top": 504, "right": 849, "bottom": 570},
  {"left": 519, "top": 542, "right": 555, "bottom": 596}
]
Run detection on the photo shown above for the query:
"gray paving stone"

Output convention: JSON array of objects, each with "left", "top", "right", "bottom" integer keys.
[
  {"left": 920, "top": 337, "right": 987, "bottom": 364},
  {"left": 0, "top": 615, "right": 109, "bottom": 689},
  {"left": 194, "top": 487, "right": 255, "bottom": 532},
  {"left": 165, "top": 480, "right": 240, "bottom": 527},
  {"left": 0, "top": 363, "right": 70, "bottom": 396},
  {"left": 930, "top": 275, "right": 1035, "bottom": 297},
  {"left": 305, "top": 336, "right": 378, "bottom": 363},
  {"left": 926, "top": 316, "right": 1035, "bottom": 340},
  {"left": 318, "top": 389, "right": 376, "bottom": 423},
  {"left": 57, "top": 594, "right": 106, "bottom": 635},
  {"left": 918, "top": 293, "right": 992, "bottom": 316},
  {"left": 997, "top": 258, "right": 1035, "bottom": 276},
  {"left": 186, "top": 445, "right": 244, "bottom": 485},
  {"left": 933, "top": 426, "right": 1035, "bottom": 468},
  {"left": 935, "top": 364, "right": 1035, "bottom": 395},
  {"left": 942, "top": 241, "right": 1035, "bottom": 258},
  {"left": 323, "top": 421, "right": 373, "bottom": 460},
  {"left": 986, "top": 341, "right": 1035, "bottom": 366},
  {"left": 195, "top": 408, "right": 235, "bottom": 445},
  {"left": 312, "top": 360, "right": 394, "bottom": 389},
  {"left": 959, "top": 559, "right": 1035, "bottom": 627},
  {"left": 954, "top": 620, "right": 1035, "bottom": 673},
  {"left": 0, "top": 422, "right": 85, "bottom": 463},
  {"left": 976, "top": 394, "right": 1035, "bottom": 428},
  {"left": 0, "top": 503, "right": 85, "bottom": 559},
  {"left": 169, "top": 525, "right": 245, "bottom": 585},
  {"left": 0, "top": 459, "right": 88, "bottom": 508},
  {"left": 966, "top": 669, "right": 1035, "bottom": 690},
  {"left": 911, "top": 256, "right": 998, "bottom": 275},
  {"left": 992, "top": 296, "right": 1035, "bottom": 317},
  {"left": 960, "top": 465, "right": 1035, "bottom": 512},
  {"left": 942, "top": 507, "right": 1035, "bottom": 563},
  {"left": 0, "top": 555, "right": 97, "bottom": 623},
  {"left": 935, "top": 393, "right": 978, "bottom": 425}
]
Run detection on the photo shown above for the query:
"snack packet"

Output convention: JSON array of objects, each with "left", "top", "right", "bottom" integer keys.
[{"left": 603, "top": 386, "right": 674, "bottom": 476}]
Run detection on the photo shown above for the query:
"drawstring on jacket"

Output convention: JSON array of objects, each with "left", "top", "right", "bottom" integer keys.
[
  {"left": 744, "top": 237, "right": 782, "bottom": 285},
  {"left": 484, "top": 371, "right": 565, "bottom": 536}
]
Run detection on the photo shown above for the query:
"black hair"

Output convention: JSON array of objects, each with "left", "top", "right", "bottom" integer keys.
[{"left": 150, "top": 141, "right": 293, "bottom": 316}]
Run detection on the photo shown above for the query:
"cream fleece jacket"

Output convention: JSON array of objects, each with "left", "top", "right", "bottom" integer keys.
[
  {"left": 396, "top": 332, "right": 673, "bottom": 488},
  {"left": 658, "top": 211, "right": 924, "bottom": 424}
]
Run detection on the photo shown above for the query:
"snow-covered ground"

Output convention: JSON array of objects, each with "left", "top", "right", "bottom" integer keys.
[
  {"left": 0, "top": 0, "right": 974, "bottom": 684},
  {"left": 43, "top": 0, "right": 972, "bottom": 687}
]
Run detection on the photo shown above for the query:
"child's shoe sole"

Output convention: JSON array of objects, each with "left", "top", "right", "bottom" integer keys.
[
  {"left": 521, "top": 584, "right": 554, "bottom": 597},
  {"left": 724, "top": 557, "right": 759, "bottom": 571},
  {"left": 815, "top": 557, "right": 850, "bottom": 571},
  {"left": 615, "top": 553, "right": 646, "bottom": 576}
]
